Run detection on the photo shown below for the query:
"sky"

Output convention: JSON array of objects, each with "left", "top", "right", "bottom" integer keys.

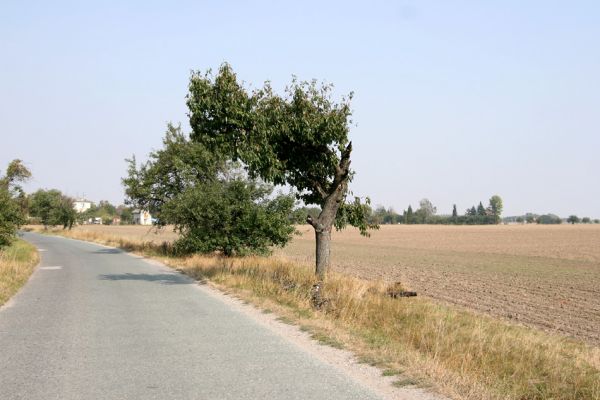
[{"left": 1, "top": 1, "right": 599, "bottom": 218}]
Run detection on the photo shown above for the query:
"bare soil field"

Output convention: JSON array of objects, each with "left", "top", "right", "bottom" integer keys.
[
  {"left": 58, "top": 224, "right": 600, "bottom": 345},
  {"left": 279, "top": 224, "right": 600, "bottom": 345}
]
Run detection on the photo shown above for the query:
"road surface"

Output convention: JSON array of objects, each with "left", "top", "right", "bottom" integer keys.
[{"left": 0, "top": 232, "right": 382, "bottom": 400}]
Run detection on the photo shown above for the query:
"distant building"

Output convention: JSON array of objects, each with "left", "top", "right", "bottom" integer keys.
[
  {"left": 132, "top": 210, "right": 153, "bottom": 225},
  {"left": 73, "top": 199, "right": 93, "bottom": 213}
]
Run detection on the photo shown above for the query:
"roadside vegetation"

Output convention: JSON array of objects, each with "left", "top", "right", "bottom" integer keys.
[
  {"left": 0, "top": 159, "right": 31, "bottom": 247},
  {"left": 0, "top": 160, "right": 39, "bottom": 306},
  {"left": 30, "top": 225, "right": 600, "bottom": 400},
  {"left": 0, "top": 239, "right": 39, "bottom": 306}
]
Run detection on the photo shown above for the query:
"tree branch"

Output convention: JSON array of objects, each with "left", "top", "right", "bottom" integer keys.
[
  {"left": 311, "top": 180, "right": 328, "bottom": 199},
  {"left": 306, "top": 215, "right": 325, "bottom": 232},
  {"left": 331, "top": 141, "right": 352, "bottom": 195}
]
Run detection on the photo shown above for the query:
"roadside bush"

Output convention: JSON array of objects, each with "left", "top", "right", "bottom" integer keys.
[
  {"left": 0, "top": 160, "right": 31, "bottom": 247},
  {"left": 164, "top": 179, "right": 295, "bottom": 256},
  {"left": 0, "top": 188, "right": 26, "bottom": 247}
]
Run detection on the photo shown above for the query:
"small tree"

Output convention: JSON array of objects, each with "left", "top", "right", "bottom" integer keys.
[
  {"left": 187, "top": 64, "right": 376, "bottom": 278},
  {"left": 452, "top": 204, "right": 458, "bottom": 219},
  {"left": 489, "top": 195, "right": 503, "bottom": 224},
  {"left": 581, "top": 217, "right": 591, "bottom": 224},
  {"left": 567, "top": 215, "right": 580, "bottom": 224},
  {"left": 406, "top": 205, "right": 414, "bottom": 225},
  {"left": 28, "top": 189, "right": 76, "bottom": 229},
  {"left": 56, "top": 196, "right": 76, "bottom": 229},
  {"left": 0, "top": 160, "right": 32, "bottom": 247},
  {"left": 477, "top": 202, "right": 486, "bottom": 216},
  {"left": 417, "top": 198, "right": 436, "bottom": 223},
  {"left": 117, "top": 205, "right": 134, "bottom": 224}
]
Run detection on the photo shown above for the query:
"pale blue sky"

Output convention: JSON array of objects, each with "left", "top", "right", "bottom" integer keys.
[{"left": 1, "top": 1, "right": 599, "bottom": 217}]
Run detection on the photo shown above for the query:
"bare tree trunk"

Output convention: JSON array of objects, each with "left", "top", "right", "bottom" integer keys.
[
  {"left": 315, "top": 229, "right": 331, "bottom": 279},
  {"left": 306, "top": 141, "right": 353, "bottom": 279},
  {"left": 309, "top": 199, "right": 340, "bottom": 278}
]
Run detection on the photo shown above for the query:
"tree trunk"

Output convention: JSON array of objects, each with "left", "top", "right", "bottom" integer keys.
[
  {"left": 306, "top": 141, "right": 353, "bottom": 279},
  {"left": 309, "top": 196, "right": 342, "bottom": 278},
  {"left": 315, "top": 229, "right": 331, "bottom": 279}
]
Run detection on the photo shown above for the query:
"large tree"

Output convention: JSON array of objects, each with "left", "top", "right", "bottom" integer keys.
[
  {"left": 123, "top": 124, "right": 295, "bottom": 256},
  {"left": 187, "top": 64, "right": 376, "bottom": 278}
]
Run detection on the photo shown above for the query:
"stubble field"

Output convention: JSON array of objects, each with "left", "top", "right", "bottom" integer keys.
[{"left": 60, "top": 224, "right": 600, "bottom": 345}]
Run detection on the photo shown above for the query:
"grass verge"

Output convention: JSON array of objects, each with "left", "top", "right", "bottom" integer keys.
[
  {"left": 0, "top": 238, "right": 39, "bottom": 306},
  {"left": 30, "top": 226, "right": 600, "bottom": 400}
]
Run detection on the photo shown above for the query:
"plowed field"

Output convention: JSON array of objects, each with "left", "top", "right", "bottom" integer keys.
[{"left": 278, "top": 225, "right": 600, "bottom": 345}]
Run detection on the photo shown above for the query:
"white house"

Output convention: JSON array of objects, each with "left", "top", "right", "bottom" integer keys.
[
  {"left": 73, "top": 199, "right": 93, "bottom": 213},
  {"left": 132, "top": 210, "right": 153, "bottom": 225}
]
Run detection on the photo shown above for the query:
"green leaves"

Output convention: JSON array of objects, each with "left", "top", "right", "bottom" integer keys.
[
  {"left": 187, "top": 64, "right": 255, "bottom": 162},
  {"left": 334, "top": 197, "right": 378, "bottom": 236},
  {"left": 0, "top": 160, "right": 31, "bottom": 247},
  {"left": 122, "top": 124, "right": 223, "bottom": 226},
  {"left": 28, "top": 189, "right": 76, "bottom": 229},
  {"left": 187, "top": 63, "right": 354, "bottom": 208},
  {"left": 489, "top": 195, "right": 503, "bottom": 224},
  {"left": 187, "top": 63, "right": 376, "bottom": 238},
  {"left": 122, "top": 123, "right": 296, "bottom": 256},
  {"left": 165, "top": 179, "right": 295, "bottom": 256}
]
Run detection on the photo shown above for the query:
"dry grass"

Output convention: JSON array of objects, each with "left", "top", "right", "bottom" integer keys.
[
  {"left": 29, "top": 226, "right": 600, "bottom": 400},
  {"left": 0, "top": 239, "right": 39, "bottom": 306}
]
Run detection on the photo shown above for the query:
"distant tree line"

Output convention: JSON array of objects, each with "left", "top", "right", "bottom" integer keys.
[
  {"left": 508, "top": 213, "right": 599, "bottom": 224},
  {"left": 370, "top": 196, "right": 504, "bottom": 225},
  {"left": 25, "top": 191, "right": 136, "bottom": 228}
]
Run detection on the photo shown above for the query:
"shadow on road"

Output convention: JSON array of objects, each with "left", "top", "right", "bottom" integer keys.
[
  {"left": 91, "top": 248, "right": 123, "bottom": 254},
  {"left": 98, "top": 273, "right": 191, "bottom": 285}
]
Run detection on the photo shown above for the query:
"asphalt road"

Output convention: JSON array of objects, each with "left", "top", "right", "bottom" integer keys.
[{"left": 0, "top": 232, "right": 382, "bottom": 400}]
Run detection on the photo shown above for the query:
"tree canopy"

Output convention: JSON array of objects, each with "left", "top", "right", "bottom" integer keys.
[
  {"left": 187, "top": 63, "right": 375, "bottom": 277},
  {"left": 123, "top": 124, "right": 295, "bottom": 256},
  {"left": 28, "top": 189, "right": 76, "bottom": 229}
]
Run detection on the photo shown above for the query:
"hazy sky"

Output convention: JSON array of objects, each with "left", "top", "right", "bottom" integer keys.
[{"left": 2, "top": 1, "right": 599, "bottom": 218}]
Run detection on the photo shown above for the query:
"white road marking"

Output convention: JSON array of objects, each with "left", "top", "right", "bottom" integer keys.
[
  {"left": 37, "top": 249, "right": 47, "bottom": 252},
  {"left": 40, "top": 266, "right": 62, "bottom": 270}
]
